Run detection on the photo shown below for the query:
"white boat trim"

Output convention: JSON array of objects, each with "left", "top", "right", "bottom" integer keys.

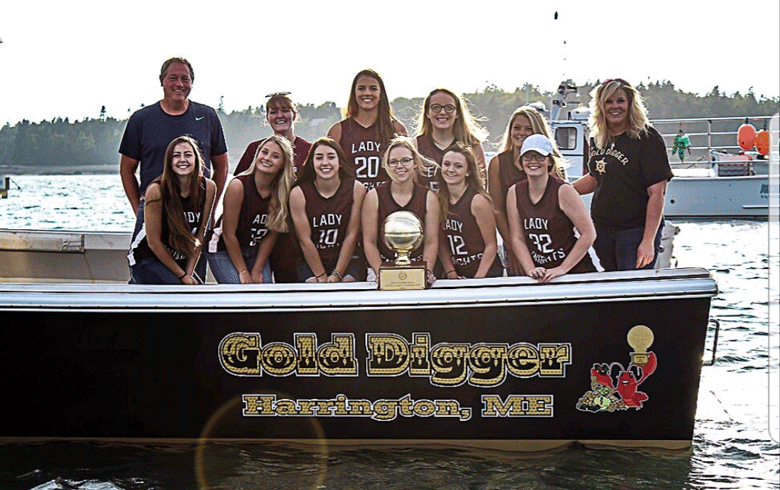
[{"left": 0, "top": 268, "right": 717, "bottom": 313}]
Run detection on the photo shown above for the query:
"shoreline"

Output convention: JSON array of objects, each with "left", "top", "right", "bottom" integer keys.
[{"left": 0, "top": 165, "right": 118, "bottom": 176}]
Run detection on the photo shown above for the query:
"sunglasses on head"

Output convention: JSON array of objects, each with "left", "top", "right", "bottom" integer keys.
[
  {"left": 265, "top": 91, "right": 292, "bottom": 98},
  {"left": 601, "top": 78, "right": 630, "bottom": 87}
]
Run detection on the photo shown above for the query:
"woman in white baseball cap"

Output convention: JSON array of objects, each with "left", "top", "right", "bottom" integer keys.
[{"left": 506, "top": 134, "right": 596, "bottom": 283}]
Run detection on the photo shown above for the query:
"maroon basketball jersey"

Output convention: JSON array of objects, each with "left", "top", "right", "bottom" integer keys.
[
  {"left": 338, "top": 118, "right": 389, "bottom": 191},
  {"left": 442, "top": 186, "right": 499, "bottom": 277},
  {"left": 209, "top": 173, "right": 270, "bottom": 252},
  {"left": 514, "top": 176, "right": 592, "bottom": 272},
  {"left": 415, "top": 134, "right": 445, "bottom": 191},
  {"left": 497, "top": 150, "right": 525, "bottom": 206},
  {"left": 375, "top": 183, "right": 428, "bottom": 264},
  {"left": 300, "top": 178, "right": 356, "bottom": 262}
]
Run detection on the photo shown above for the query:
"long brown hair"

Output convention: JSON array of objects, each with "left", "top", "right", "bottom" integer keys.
[
  {"left": 435, "top": 142, "right": 491, "bottom": 226},
  {"left": 294, "top": 137, "right": 353, "bottom": 186},
  {"left": 149, "top": 135, "right": 205, "bottom": 258},
  {"left": 345, "top": 69, "right": 401, "bottom": 148}
]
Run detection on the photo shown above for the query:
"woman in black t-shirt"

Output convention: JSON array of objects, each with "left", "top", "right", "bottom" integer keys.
[{"left": 572, "top": 79, "right": 673, "bottom": 271}]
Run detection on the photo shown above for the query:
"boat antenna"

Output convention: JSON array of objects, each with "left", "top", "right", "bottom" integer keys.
[{"left": 554, "top": 9, "right": 568, "bottom": 86}]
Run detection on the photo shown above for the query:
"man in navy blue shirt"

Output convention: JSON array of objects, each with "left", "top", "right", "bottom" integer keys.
[{"left": 119, "top": 57, "right": 228, "bottom": 216}]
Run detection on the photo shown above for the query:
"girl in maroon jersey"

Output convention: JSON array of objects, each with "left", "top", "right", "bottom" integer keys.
[
  {"left": 327, "top": 69, "right": 407, "bottom": 191},
  {"left": 128, "top": 136, "right": 216, "bottom": 284},
  {"left": 507, "top": 134, "right": 595, "bottom": 283},
  {"left": 289, "top": 138, "right": 366, "bottom": 282},
  {"left": 206, "top": 135, "right": 295, "bottom": 283},
  {"left": 414, "top": 88, "right": 488, "bottom": 190},
  {"left": 436, "top": 143, "right": 502, "bottom": 279},
  {"left": 362, "top": 137, "right": 439, "bottom": 285},
  {"left": 488, "top": 106, "right": 566, "bottom": 276}
]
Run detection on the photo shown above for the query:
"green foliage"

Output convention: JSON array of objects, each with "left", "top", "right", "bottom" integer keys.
[{"left": 1, "top": 81, "right": 777, "bottom": 169}]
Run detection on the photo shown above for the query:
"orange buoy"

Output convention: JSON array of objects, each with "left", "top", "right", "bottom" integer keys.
[
  {"left": 755, "top": 130, "right": 771, "bottom": 156},
  {"left": 738, "top": 123, "right": 757, "bottom": 151}
]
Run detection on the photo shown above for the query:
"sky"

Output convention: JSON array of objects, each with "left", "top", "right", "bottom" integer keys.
[{"left": 1, "top": 0, "right": 778, "bottom": 127}]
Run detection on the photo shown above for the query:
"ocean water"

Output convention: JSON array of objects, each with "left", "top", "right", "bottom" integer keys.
[{"left": 0, "top": 175, "right": 778, "bottom": 489}]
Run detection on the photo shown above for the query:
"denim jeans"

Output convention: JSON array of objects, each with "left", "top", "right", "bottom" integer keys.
[
  {"left": 130, "top": 257, "right": 204, "bottom": 285},
  {"left": 133, "top": 198, "right": 207, "bottom": 280},
  {"left": 207, "top": 248, "right": 272, "bottom": 284},
  {"left": 593, "top": 220, "right": 664, "bottom": 271}
]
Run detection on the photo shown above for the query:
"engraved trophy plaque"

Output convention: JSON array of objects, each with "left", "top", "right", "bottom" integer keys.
[{"left": 379, "top": 211, "right": 427, "bottom": 290}]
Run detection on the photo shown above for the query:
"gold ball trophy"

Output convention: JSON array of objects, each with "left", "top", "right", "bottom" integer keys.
[
  {"left": 627, "top": 325, "right": 654, "bottom": 365},
  {"left": 379, "top": 211, "right": 427, "bottom": 290}
]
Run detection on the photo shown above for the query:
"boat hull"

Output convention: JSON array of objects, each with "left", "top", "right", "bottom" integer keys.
[{"left": 0, "top": 269, "right": 716, "bottom": 451}]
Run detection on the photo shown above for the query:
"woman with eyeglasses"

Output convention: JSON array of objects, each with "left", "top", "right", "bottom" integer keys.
[
  {"left": 572, "top": 78, "right": 672, "bottom": 271},
  {"left": 488, "top": 106, "right": 566, "bottom": 277},
  {"left": 289, "top": 138, "right": 366, "bottom": 282},
  {"left": 327, "top": 69, "right": 407, "bottom": 192},
  {"left": 435, "top": 143, "right": 502, "bottom": 279},
  {"left": 362, "top": 137, "right": 440, "bottom": 285},
  {"left": 507, "top": 135, "right": 595, "bottom": 283},
  {"left": 414, "top": 88, "right": 488, "bottom": 190}
]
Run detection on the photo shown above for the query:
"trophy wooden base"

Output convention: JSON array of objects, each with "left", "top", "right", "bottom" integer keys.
[{"left": 379, "top": 262, "right": 428, "bottom": 290}]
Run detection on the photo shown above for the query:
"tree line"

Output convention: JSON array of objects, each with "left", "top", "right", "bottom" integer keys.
[{"left": 1, "top": 81, "right": 777, "bottom": 171}]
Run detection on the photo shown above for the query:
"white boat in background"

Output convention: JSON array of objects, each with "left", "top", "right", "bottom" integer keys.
[
  {"left": 547, "top": 83, "right": 776, "bottom": 219},
  {"left": 654, "top": 116, "right": 775, "bottom": 218}
]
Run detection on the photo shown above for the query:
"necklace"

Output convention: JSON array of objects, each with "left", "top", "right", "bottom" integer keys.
[{"left": 432, "top": 134, "right": 454, "bottom": 150}]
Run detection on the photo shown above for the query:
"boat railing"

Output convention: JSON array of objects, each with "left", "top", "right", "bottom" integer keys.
[{"left": 651, "top": 115, "right": 774, "bottom": 167}]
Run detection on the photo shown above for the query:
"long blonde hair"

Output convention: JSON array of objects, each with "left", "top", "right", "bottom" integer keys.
[
  {"left": 499, "top": 106, "right": 553, "bottom": 153},
  {"left": 238, "top": 135, "right": 295, "bottom": 233},
  {"left": 589, "top": 78, "right": 650, "bottom": 150},
  {"left": 499, "top": 106, "right": 567, "bottom": 180}
]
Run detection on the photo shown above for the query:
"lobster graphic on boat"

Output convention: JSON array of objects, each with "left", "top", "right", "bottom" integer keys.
[{"left": 577, "top": 325, "right": 658, "bottom": 412}]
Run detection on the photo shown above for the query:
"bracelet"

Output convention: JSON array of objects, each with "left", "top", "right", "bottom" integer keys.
[
  {"left": 446, "top": 269, "right": 456, "bottom": 276},
  {"left": 331, "top": 269, "right": 343, "bottom": 279},
  {"left": 316, "top": 272, "right": 327, "bottom": 279},
  {"left": 177, "top": 271, "right": 187, "bottom": 279},
  {"left": 238, "top": 270, "right": 248, "bottom": 275}
]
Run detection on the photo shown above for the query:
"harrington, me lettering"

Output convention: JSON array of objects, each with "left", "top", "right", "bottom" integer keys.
[
  {"left": 481, "top": 394, "right": 554, "bottom": 417},
  {"left": 243, "top": 393, "right": 472, "bottom": 421},
  {"left": 219, "top": 332, "right": 571, "bottom": 388}
]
